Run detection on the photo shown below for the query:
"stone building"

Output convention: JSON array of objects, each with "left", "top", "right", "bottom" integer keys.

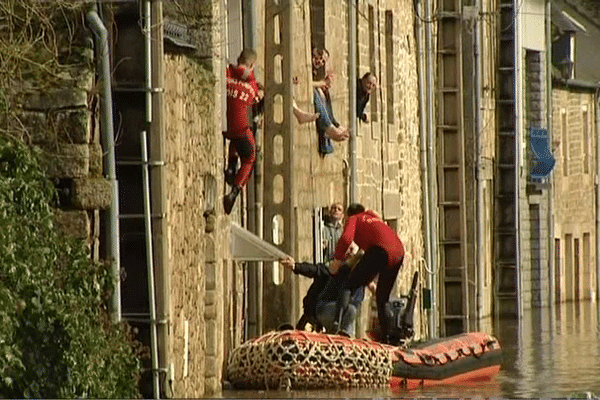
[
  {"left": 90, "top": 0, "right": 426, "bottom": 397},
  {"left": 551, "top": 0, "right": 600, "bottom": 303},
  {"left": 17, "top": 0, "right": 600, "bottom": 398},
  {"left": 252, "top": 0, "right": 426, "bottom": 339},
  {"left": 490, "top": 0, "right": 554, "bottom": 317},
  {"left": 418, "top": 0, "right": 499, "bottom": 335}
]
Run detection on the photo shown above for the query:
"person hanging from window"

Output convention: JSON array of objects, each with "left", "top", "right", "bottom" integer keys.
[
  {"left": 329, "top": 203, "right": 405, "bottom": 344},
  {"left": 311, "top": 48, "right": 350, "bottom": 155},
  {"left": 223, "top": 49, "right": 263, "bottom": 215},
  {"left": 357, "top": 72, "right": 378, "bottom": 123},
  {"left": 293, "top": 99, "right": 320, "bottom": 124}
]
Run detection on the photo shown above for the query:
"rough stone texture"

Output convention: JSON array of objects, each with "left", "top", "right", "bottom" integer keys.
[
  {"left": 354, "top": 0, "right": 425, "bottom": 339},
  {"left": 164, "top": 48, "right": 228, "bottom": 398},
  {"left": 245, "top": 0, "right": 423, "bottom": 339},
  {"left": 552, "top": 87, "right": 597, "bottom": 301},
  {"left": 515, "top": 49, "right": 551, "bottom": 310},
  {"left": 22, "top": 88, "right": 88, "bottom": 111},
  {"left": 52, "top": 209, "right": 90, "bottom": 240},
  {"left": 51, "top": 108, "right": 91, "bottom": 144},
  {"left": 89, "top": 143, "right": 103, "bottom": 176},
  {"left": 17, "top": 108, "right": 90, "bottom": 145},
  {"left": 71, "top": 177, "right": 111, "bottom": 210},
  {"left": 38, "top": 143, "right": 89, "bottom": 178}
]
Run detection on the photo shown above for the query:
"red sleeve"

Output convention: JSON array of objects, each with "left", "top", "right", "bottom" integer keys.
[
  {"left": 247, "top": 73, "right": 261, "bottom": 103},
  {"left": 365, "top": 209, "right": 382, "bottom": 220},
  {"left": 333, "top": 216, "right": 357, "bottom": 261}
]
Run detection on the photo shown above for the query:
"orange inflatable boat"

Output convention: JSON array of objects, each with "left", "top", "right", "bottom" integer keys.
[
  {"left": 226, "top": 330, "right": 502, "bottom": 390},
  {"left": 389, "top": 332, "right": 502, "bottom": 390}
]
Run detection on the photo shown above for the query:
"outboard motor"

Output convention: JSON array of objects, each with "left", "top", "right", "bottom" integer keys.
[{"left": 379, "top": 271, "right": 419, "bottom": 345}]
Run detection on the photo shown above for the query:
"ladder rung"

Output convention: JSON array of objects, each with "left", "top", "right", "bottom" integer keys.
[
  {"left": 438, "top": 12, "right": 461, "bottom": 18},
  {"left": 113, "top": 86, "right": 165, "bottom": 93},
  {"left": 496, "top": 293, "right": 518, "bottom": 298},
  {"left": 438, "top": 124, "right": 459, "bottom": 130},
  {"left": 495, "top": 262, "right": 517, "bottom": 268},
  {"left": 117, "top": 160, "right": 166, "bottom": 166},
  {"left": 440, "top": 239, "right": 462, "bottom": 245},
  {"left": 440, "top": 201, "right": 461, "bottom": 206},
  {"left": 119, "top": 213, "right": 166, "bottom": 219},
  {"left": 123, "top": 316, "right": 169, "bottom": 325},
  {"left": 444, "top": 277, "right": 466, "bottom": 283},
  {"left": 438, "top": 49, "right": 458, "bottom": 55}
]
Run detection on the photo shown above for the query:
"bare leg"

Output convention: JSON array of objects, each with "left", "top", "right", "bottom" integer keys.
[
  {"left": 325, "top": 125, "right": 350, "bottom": 142},
  {"left": 293, "top": 101, "right": 319, "bottom": 124}
]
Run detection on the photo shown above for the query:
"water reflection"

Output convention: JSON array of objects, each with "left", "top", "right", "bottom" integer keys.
[{"left": 221, "top": 301, "right": 600, "bottom": 398}]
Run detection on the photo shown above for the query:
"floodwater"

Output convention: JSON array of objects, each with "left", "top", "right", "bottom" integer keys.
[{"left": 220, "top": 300, "right": 600, "bottom": 398}]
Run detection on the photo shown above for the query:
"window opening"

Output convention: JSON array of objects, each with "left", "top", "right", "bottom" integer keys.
[{"left": 385, "top": 10, "right": 394, "bottom": 124}]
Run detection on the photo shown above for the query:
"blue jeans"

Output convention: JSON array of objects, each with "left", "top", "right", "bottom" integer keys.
[{"left": 316, "top": 301, "right": 358, "bottom": 337}]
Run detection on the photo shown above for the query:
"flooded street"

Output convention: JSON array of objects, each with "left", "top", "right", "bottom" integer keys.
[{"left": 220, "top": 300, "right": 600, "bottom": 398}]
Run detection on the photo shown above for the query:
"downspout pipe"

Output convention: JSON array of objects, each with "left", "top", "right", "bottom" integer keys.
[
  {"left": 142, "top": 1, "right": 161, "bottom": 398},
  {"left": 424, "top": 0, "right": 438, "bottom": 339},
  {"left": 415, "top": 0, "right": 434, "bottom": 339},
  {"left": 595, "top": 89, "right": 600, "bottom": 302},
  {"left": 474, "top": 0, "right": 484, "bottom": 326},
  {"left": 149, "top": 0, "right": 171, "bottom": 396},
  {"left": 243, "top": 0, "right": 263, "bottom": 338},
  {"left": 86, "top": 10, "right": 121, "bottom": 323},
  {"left": 141, "top": 131, "right": 160, "bottom": 399},
  {"left": 546, "top": 0, "right": 555, "bottom": 308},
  {"left": 349, "top": 0, "right": 358, "bottom": 203}
]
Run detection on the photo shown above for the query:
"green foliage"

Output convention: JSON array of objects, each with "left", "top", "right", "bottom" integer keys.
[{"left": 0, "top": 137, "right": 142, "bottom": 398}]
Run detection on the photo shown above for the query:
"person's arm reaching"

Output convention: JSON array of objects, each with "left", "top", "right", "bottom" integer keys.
[
  {"left": 279, "top": 256, "right": 322, "bottom": 279},
  {"left": 330, "top": 216, "right": 357, "bottom": 275}
]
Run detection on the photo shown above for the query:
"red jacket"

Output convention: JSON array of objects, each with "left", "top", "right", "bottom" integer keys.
[
  {"left": 333, "top": 210, "right": 405, "bottom": 266},
  {"left": 226, "top": 64, "right": 260, "bottom": 133}
]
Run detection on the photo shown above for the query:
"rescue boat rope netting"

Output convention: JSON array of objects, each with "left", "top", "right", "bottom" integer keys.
[{"left": 226, "top": 330, "right": 393, "bottom": 389}]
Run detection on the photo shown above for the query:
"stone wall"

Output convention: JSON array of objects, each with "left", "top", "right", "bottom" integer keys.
[
  {"left": 163, "top": 47, "right": 237, "bottom": 396},
  {"left": 352, "top": 0, "right": 425, "bottom": 338},
  {"left": 13, "top": 45, "right": 110, "bottom": 261},
  {"left": 253, "top": 0, "right": 425, "bottom": 338},
  {"left": 518, "top": 49, "right": 552, "bottom": 309},
  {"left": 290, "top": 0, "right": 425, "bottom": 338},
  {"left": 552, "top": 86, "right": 597, "bottom": 301}
]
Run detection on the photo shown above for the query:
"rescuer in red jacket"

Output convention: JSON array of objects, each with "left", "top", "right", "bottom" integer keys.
[
  {"left": 223, "top": 49, "right": 263, "bottom": 214},
  {"left": 329, "top": 203, "right": 405, "bottom": 343}
]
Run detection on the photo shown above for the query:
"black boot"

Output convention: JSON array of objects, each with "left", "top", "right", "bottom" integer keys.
[
  {"left": 224, "top": 159, "right": 238, "bottom": 186},
  {"left": 333, "top": 289, "right": 351, "bottom": 334},
  {"left": 223, "top": 186, "right": 240, "bottom": 215}
]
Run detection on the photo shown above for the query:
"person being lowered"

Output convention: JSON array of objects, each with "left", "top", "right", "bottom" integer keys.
[{"left": 223, "top": 49, "right": 262, "bottom": 215}]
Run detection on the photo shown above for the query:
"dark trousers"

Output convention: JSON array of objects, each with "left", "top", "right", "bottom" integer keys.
[
  {"left": 340, "top": 246, "right": 403, "bottom": 338},
  {"left": 224, "top": 127, "right": 255, "bottom": 188}
]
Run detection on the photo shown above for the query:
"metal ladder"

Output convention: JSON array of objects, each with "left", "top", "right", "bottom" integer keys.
[
  {"left": 436, "top": 0, "right": 470, "bottom": 335},
  {"left": 495, "top": 0, "right": 519, "bottom": 317}
]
